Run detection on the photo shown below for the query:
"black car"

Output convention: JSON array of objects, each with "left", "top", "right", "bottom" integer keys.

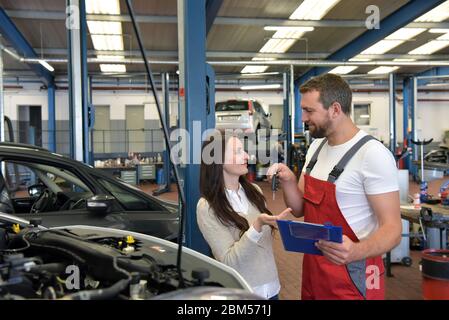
[{"left": 0, "top": 143, "right": 179, "bottom": 240}]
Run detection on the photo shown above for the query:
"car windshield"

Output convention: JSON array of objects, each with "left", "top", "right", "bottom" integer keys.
[{"left": 216, "top": 101, "right": 248, "bottom": 111}]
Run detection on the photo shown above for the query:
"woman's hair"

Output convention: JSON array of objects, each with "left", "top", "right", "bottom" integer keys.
[{"left": 200, "top": 132, "right": 273, "bottom": 237}]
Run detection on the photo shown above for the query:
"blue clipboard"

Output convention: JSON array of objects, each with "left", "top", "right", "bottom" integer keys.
[{"left": 276, "top": 220, "right": 343, "bottom": 255}]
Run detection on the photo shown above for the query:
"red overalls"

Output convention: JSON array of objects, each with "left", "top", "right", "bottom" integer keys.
[{"left": 301, "top": 135, "right": 385, "bottom": 300}]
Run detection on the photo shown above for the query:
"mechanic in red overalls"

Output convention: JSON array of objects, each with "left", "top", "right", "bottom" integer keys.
[{"left": 268, "top": 74, "right": 402, "bottom": 300}]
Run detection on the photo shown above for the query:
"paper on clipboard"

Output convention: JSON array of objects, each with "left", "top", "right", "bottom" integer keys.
[{"left": 277, "top": 220, "right": 343, "bottom": 255}]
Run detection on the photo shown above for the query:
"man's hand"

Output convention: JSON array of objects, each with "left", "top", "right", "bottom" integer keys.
[
  {"left": 266, "top": 163, "right": 297, "bottom": 186},
  {"left": 253, "top": 208, "right": 292, "bottom": 232},
  {"left": 315, "top": 235, "right": 362, "bottom": 265}
]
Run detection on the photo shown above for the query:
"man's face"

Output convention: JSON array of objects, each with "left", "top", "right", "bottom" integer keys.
[{"left": 301, "top": 90, "right": 332, "bottom": 138}]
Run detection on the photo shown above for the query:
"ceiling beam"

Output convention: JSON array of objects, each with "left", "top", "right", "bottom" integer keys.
[
  {"left": 297, "top": 0, "right": 447, "bottom": 84},
  {"left": 206, "top": 0, "right": 223, "bottom": 35},
  {"left": 0, "top": 8, "right": 53, "bottom": 86},
  {"left": 17, "top": 48, "right": 449, "bottom": 61},
  {"left": 6, "top": 9, "right": 449, "bottom": 29}
]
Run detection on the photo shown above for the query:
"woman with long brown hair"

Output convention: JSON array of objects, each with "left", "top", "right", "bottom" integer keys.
[{"left": 197, "top": 132, "right": 291, "bottom": 300}]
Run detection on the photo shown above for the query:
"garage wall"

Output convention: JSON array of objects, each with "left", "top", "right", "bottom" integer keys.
[{"left": 3, "top": 86, "right": 448, "bottom": 155}]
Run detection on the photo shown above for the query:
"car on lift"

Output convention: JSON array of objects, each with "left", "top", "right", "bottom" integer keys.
[
  {"left": 215, "top": 99, "right": 272, "bottom": 138},
  {"left": 0, "top": 212, "right": 257, "bottom": 300},
  {"left": 0, "top": 142, "right": 179, "bottom": 241}
]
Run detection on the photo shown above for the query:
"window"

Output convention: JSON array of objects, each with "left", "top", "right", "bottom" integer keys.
[
  {"left": 96, "top": 177, "right": 161, "bottom": 211},
  {"left": 353, "top": 103, "right": 371, "bottom": 126},
  {"left": 2, "top": 161, "right": 93, "bottom": 212}
]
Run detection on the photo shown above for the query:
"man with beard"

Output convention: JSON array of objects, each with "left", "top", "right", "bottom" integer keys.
[{"left": 268, "top": 73, "right": 401, "bottom": 300}]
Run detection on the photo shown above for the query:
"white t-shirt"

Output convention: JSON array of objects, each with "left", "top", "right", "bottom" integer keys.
[{"left": 302, "top": 130, "right": 399, "bottom": 239}]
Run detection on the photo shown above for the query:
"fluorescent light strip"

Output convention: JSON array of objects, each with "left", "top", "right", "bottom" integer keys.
[
  {"left": 264, "top": 26, "right": 314, "bottom": 32},
  {"left": 393, "top": 58, "right": 416, "bottom": 62},
  {"left": 408, "top": 40, "right": 449, "bottom": 54},
  {"left": 252, "top": 57, "right": 276, "bottom": 61},
  {"left": 329, "top": 66, "right": 358, "bottom": 74},
  {"left": 100, "top": 64, "right": 126, "bottom": 73},
  {"left": 91, "top": 35, "right": 124, "bottom": 51},
  {"left": 87, "top": 21, "right": 122, "bottom": 35},
  {"left": 86, "top": 0, "right": 120, "bottom": 15},
  {"left": 39, "top": 60, "right": 54, "bottom": 72},
  {"left": 429, "top": 28, "right": 449, "bottom": 34},
  {"left": 361, "top": 28, "right": 426, "bottom": 55},
  {"left": 240, "top": 84, "right": 281, "bottom": 90},
  {"left": 289, "top": 0, "right": 340, "bottom": 20},
  {"left": 414, "top": 1, "right": 449, "bottom": 22},
  {"left": 367, "top": 66, "right": 399, "bottom": 74},
  {"left": 349, "top": 57, "right": 372, "bottom": 62},
  {"left": 241, "top": 65, "right": 269, "bottom": 74}
]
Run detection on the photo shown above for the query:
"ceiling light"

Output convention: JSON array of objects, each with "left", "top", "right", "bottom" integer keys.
[
  {"left": 264, "top": 26, "right": 314, "bottom": 32},
  {"left": 91, "top": 35, "right": 124, "bottom": 51},
  {"left": 85, "top": 0, "right": 120, "bottom": 15},
  {"left": 260, "top": 38, "right": 297, "bottom": 53},
  {"left": 241, "top": 65, "right": 269, "bottom": 74},
  {"left": 359, "top": 115, "right": 370, "bottom": 118},
  {"left": 408, "top": 40, "right": 449, "bottom": 54},
  {"left": 360, "top": 28, "right": 426, "bottom": 55},
  {"left": 240, "top": 84, "right": 282, "bottom": 90},
  {"left": 428, "top": 28, "right": 449, "bottom": 33},
  {"left": 100, "top": 64, "right": 126, "bottom": 73},
  {"left": 349, "top": 57, "right": 372, "bottom": 62},
  {"left": 38, "top": 60, "right": 54, "bottom": 72},
  {"left": 289, "top": 0, "right": 340, "bottom": 20},
  {"left": 393, "top": 58, "right": 416, "bottom": 62},
  {"left": 367, "top": 66, "right": 399, "bottom": 74},
  {"left": 87, "top": 21, "right": 122, "bottom": 35},
  {"left": 329, "top": 66, "right": 358, "bottom": 74},
  {"left": 97, "top": 55, "right": 125, "bottom": 62},
  {"left": 385, "top": 28, "right": 426, "bottom": 40},
  {"left": 426, "top": 82, "right": 449, "bottom": 87},
  {"left": 414, "top": 1, "right": 449, "bottom": 22},
  {"left": 241, "top": 71, "right": 280, "bottom": 76},
  {"left": 252, "top": 57, "right": 276, "bottom": 61}
]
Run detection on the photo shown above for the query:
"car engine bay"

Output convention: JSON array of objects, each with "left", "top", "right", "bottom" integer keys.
[{"left": 0, "top": 221, "right": 225, "bottom": 300}]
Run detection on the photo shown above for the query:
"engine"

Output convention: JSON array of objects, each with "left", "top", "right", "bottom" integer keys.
[{"left": 0, "top": 223, "right": 220, "bottom": 300}]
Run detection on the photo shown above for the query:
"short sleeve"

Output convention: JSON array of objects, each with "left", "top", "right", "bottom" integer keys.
[{"left": 361, "top": 142, "right": 399, "bottom": 195}]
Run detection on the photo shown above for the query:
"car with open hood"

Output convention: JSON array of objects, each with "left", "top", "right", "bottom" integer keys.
[{"left": 0, "top": 213, "right": 259, "bottom": 300}]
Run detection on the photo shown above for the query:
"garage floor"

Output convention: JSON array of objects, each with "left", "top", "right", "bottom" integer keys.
[{"left": 139, "top": 176, "right": 448, "bottom": 300}]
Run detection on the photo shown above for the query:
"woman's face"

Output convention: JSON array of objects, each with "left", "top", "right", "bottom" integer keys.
[{"left": 223, "top": 137, "right": 249, "bottom": 177}]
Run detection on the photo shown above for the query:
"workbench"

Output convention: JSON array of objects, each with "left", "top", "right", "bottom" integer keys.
[{"left": 385, "top": 203, "right": 449, "bottom": 277}]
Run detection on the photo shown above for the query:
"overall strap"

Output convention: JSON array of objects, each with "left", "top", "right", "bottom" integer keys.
[
  {"left": 327, "top": 135, "right": 375, "bottom": 183},
  {"left": 305, "top": 138, "right": 328, "bottom": 175}
]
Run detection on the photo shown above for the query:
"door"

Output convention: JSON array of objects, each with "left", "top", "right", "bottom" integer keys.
[
  {"left": 126, "top": 105, "right": 145, "bottom": 153},
  {"left": 269, "top": 104, "right": 283, "bottom": 129},
  {"left": 93, "top": 105, "right": 111, "bottom": 154},
  {"left": 18, "top": 105, "right": 42, "bottom": 146}
]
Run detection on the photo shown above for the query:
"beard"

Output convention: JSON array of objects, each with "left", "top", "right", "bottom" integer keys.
[{"left": 308, "top": 117, "right": 332, "bottom": 139}]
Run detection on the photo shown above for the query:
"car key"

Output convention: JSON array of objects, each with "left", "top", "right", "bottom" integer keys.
[{"left": 271, "top": 172, "right": 279, "bottom": 200}]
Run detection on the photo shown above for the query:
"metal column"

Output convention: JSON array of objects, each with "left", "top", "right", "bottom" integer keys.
[
  {"left": 411, "top": 77, "right": 418, "bottom": 178},
  {"left": 153, "top": 73, "right": 171, "bottom": 196},
  {"left": 290, "top": 65, "right": 295, "bottom": 144},
  {"left": 177, "top": 0, "right": 209, "bottom": 254},
  {"left": 294, "top": 81, "right": 303, "bottom": 135},
  {"left": 67, "top": 0, "right": 89, "bottom": 163},
  {"left": 47, "top": 83, "right": 56, "bottom": 152},
  {"left": 388, "top": 73, "right": 396, "bottom": 153},
  {"left": 402, "top": 77, "right": 410, "bottom": 170}
]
